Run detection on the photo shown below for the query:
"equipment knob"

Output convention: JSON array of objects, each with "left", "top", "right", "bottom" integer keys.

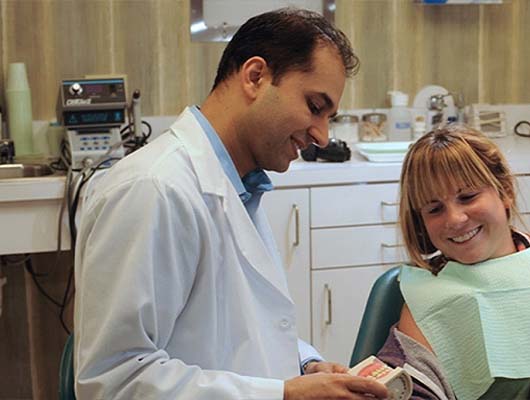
[{"left": 69, "top": 83, "right": 83, "bottom": 96}]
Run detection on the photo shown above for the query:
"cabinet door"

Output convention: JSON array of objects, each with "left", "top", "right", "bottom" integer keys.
[
  {"left": 262, "top": 188, "right": 311, "bottom": 342},
  {"left": 312, "top": 224, "right": 406, "bottom": 269},
  {"left": 311, "top": 266, "right": 390, "bottom": 366},
  {"left": 311, "top": 183, "right": 399, "bottom": 228}
]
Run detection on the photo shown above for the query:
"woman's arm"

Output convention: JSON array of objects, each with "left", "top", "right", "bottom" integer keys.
[{"left": 397, "top": 304, "right": 434, "bottom": 353}]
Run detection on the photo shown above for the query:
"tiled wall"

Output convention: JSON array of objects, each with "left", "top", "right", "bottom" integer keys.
[{"left": 0, "top": 0, "right": 529, "bottom": 119}]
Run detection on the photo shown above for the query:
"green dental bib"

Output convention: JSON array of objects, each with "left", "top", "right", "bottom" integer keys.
[{"left": 400, "top": 248, "right": 530, "bottom": 400}]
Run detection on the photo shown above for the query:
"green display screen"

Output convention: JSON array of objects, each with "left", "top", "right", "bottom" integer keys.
[{"left": 63, "top": 109, "right": 125, "bottom": 127}]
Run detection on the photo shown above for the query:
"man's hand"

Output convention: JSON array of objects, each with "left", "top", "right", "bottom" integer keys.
[
  {"left": 303, "top": 361, "right": 349, "bottom": 374},
  {"left": 284, "top": 373, "right": 389, "bottom": 400}
]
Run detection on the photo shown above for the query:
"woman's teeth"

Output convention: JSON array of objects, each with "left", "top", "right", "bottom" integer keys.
[{"left": 451, "top": 227, "right": 480, "bottom": 243}]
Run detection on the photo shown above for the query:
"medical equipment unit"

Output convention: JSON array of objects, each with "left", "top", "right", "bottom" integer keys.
[{"left": 57, "top": 77, "right": 127, "bottom": 170}]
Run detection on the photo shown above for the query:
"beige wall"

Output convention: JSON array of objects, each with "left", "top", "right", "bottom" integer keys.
[{"left": 1, "top": 0, "right": 529, "bottom": 121}]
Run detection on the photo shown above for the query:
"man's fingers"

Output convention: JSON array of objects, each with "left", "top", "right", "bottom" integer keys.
[
  {"left": 332, "top": 364, "right": 349, "bottom": 373},
  {"left": 344, "top": 376, "right": 389, "bottom": 399}
]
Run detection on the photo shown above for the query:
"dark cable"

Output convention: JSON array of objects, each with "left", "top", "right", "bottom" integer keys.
[
  {"left": 58, "top": 261, "right": 74, "bottom": 335},
  {"left": 59, "top": 156, "right": 121, "bottom": 334},
  {"left": 22, "top": 257, "right": 63, "bottom": 308}
]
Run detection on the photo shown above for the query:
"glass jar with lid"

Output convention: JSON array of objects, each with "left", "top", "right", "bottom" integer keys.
[
  {"left": 330, "top": 114, "right": 359, "bottom": 144},
  {"left": 360, "top": 113, "right": 388, "bottom": 142}
]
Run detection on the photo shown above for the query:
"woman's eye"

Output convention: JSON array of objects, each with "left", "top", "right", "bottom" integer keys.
[
  {"left": 428, "top": 205, "right": 442, "bottom": 214},
  {"left": 423, "top": 203, "right": 442, "bottom": 215},
  {"left": 459, "top": 192, "right": 478, "bottom": 202}
]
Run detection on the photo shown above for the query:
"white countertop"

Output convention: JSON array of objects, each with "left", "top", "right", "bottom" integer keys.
[
  {"left": 269, "top": 134, "right": 530, "bottom": 188},
  {"left": 1, "top": 133, "right": 529, "bottom": 255},
  {"left": 0, "top": 175, "right": 65, "bottom": 203},
  {"left": 1, "top": 134, "right": 529, "bottom": 202}
]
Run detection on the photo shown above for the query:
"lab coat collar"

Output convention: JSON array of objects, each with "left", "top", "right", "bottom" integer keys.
[
  {"left": 169, "top": 107, "right": 292, "bottom": 301},
  {"left": 169, "top": 107, "right": 227, "bottom": 198}
]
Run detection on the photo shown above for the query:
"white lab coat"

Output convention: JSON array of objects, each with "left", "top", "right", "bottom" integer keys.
[{"left": 74, "top": 107, "right": 319, "bottom": 399}]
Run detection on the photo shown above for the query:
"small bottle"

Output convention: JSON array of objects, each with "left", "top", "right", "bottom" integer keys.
[
  {"left": 387, "top": 91, "right": 412, "bottom": 142},
  {"left": 360, "top": 113, "right": 387, "bottom": 142},
  {"left": 46, "top": 121, "right": 65, "bottom": 158},
  {"left": 412, "top": 115, "right": 426, "bottom": 140},
  {"left": 331, "top": 114, "right": 359, "bottom": 144}
]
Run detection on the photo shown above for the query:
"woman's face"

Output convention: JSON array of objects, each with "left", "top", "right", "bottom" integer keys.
[{"left": 420, "top": 186, "right": 515, "bottom": 264}]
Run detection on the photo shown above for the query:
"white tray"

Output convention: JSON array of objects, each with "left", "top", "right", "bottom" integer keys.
[{"left": 356, "top": 142, "right": 413, "bottom": 163}]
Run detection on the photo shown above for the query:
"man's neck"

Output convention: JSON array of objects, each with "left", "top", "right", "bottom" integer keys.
[{"left": 200, "top": 89, "right": 255, "bottom": 177}]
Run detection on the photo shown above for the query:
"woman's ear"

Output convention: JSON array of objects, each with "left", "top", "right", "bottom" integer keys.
[
  {"left": 502, "top": 194, "right": 514, "bottom": 220},
  {"left": 240, "top": 56, "right": 269, "bottom": 99}
]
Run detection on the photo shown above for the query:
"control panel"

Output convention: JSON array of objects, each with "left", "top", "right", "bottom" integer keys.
[
  {"left": 58, "top": 78, "right": 127, "bottom": 128},
  {"left": 57, "top": 77, "right": 127, "bottom": 169}
]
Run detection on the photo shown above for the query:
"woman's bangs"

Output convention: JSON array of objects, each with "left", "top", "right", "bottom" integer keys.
[{"left": 408, "top": 144, "right": 492, "bottom": 210}]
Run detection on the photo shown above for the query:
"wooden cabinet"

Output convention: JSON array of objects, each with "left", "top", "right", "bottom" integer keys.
[
  {"left": 263, "top": 172, "right": 530, "bottom": 367},
  {"left": 308, "top": 182, "right": 406, "bottom": 363},
  {"left": 312, "top": 224, "right": 404, "bottom": 269},
  {"left": 311, "top": 265, "right": 391, "bottom": 366},
  {"left": 311, "top": 183, "right": 399, "bottom": 227},
  {"left": 262, "top": 182, "right": 406, "bottom": 363}
]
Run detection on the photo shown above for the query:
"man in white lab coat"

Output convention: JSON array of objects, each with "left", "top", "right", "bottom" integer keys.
[{"left": 74, "top": 7, "right": 388, "bottom": 400}]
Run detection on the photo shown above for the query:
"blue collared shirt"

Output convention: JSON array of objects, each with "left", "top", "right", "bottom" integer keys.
[{"left": 189, "top": 106, "right": 273, "bottom": 217}]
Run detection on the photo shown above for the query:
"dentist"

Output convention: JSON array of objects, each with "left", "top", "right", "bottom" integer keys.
[{"left": 74, "top": 7, "right": 388, "bottom": 400}]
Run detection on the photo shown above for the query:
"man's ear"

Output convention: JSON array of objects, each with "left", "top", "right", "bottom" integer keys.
[{"left": 240, "top": 56, "right": 269, "bottom": 99}]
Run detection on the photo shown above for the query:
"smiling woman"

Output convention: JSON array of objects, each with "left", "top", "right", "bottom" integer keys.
[
  {"left": 400, "top": 124, "right": 519, "bottom": 271},
  {"left": 375, "top": 124, "right": 530, "bottom": 400}
]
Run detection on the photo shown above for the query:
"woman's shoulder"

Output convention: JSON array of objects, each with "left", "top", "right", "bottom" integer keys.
[{"left": 397, "top": 304, "right": 433, "bottom": 353}]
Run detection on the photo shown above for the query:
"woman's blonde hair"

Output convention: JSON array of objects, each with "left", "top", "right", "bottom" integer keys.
[{"left": 399, "top": 124, "right": 518, "bottom": 271}]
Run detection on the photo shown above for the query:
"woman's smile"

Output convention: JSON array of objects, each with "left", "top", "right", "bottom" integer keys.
[{"left": 449, "top": 226, "right": 481, "bottom": 244}]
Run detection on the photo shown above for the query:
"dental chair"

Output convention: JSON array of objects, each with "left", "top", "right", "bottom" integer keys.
[
  {"left": 59, "top": 334, "right": 76, "bottom": 400},
  {"left": 349, "top": 266, "right": 404, "bottom": 366}
]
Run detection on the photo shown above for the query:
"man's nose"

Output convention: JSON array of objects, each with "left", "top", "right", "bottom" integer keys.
[{"left": 309, "top": 118, "right": 330, "bottom": 148}]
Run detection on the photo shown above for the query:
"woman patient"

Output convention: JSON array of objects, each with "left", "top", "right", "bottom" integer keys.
[{"left": 377, "top": 125, "right": 530, "bottom": 400}]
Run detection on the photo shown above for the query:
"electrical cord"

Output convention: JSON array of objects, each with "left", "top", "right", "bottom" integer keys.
[
  {"left": 36, "top": 116, "right": 151, "bottom": 333},
  {"left": 56, "top": 155, "right": 121, "bottom": 334},
  {"left": 24, "top": 257, "right": 63, "bottom": 308},
  {"left": 3, "top": 177, "right": 73, "bottom": 333},
  {"left": 1, "top": 254, "right": 71, "bottom": 333},
  {"left": 120, "top": 119, "right": 152, "bottom": 152}
]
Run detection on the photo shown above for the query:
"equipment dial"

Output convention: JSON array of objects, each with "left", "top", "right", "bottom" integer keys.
[{"left": 69, "top": 83, "right": 83, "bottom": 96}]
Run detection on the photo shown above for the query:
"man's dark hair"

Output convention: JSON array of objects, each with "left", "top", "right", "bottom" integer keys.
[{"left": 211, "top": 7, "right": 358, "bottom": 90}]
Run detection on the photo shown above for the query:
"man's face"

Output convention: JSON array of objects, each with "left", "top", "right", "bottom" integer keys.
[{"left": 238, "top": 44, "right": 346, "bottom": 173}]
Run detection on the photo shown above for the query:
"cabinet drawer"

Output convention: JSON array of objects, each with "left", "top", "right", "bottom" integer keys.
[
  {"left": 312, "top": 225, "right": 406, "bottom": 269},
  {"left": 311, "top": 183, "right": 399, "bottom": 228},
  {"left": 311, "top": 265, "right": 391, "bottom": 365},
  {"left": 517, "top": 176, "right": 530, "bottom": 214}
]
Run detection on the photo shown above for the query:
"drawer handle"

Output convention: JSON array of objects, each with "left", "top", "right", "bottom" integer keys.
[
  {"left": 324, "top": 284, "right": 332, "bottom": 325},
  {"left": 292, "top": 204, "right": 300, "bottom": 247},
  {"left": 381, "top": 243, "right": 405, "bottom": 248},
  {"left": 381, "top": 201, "right": 399, "bottom": 207}
]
